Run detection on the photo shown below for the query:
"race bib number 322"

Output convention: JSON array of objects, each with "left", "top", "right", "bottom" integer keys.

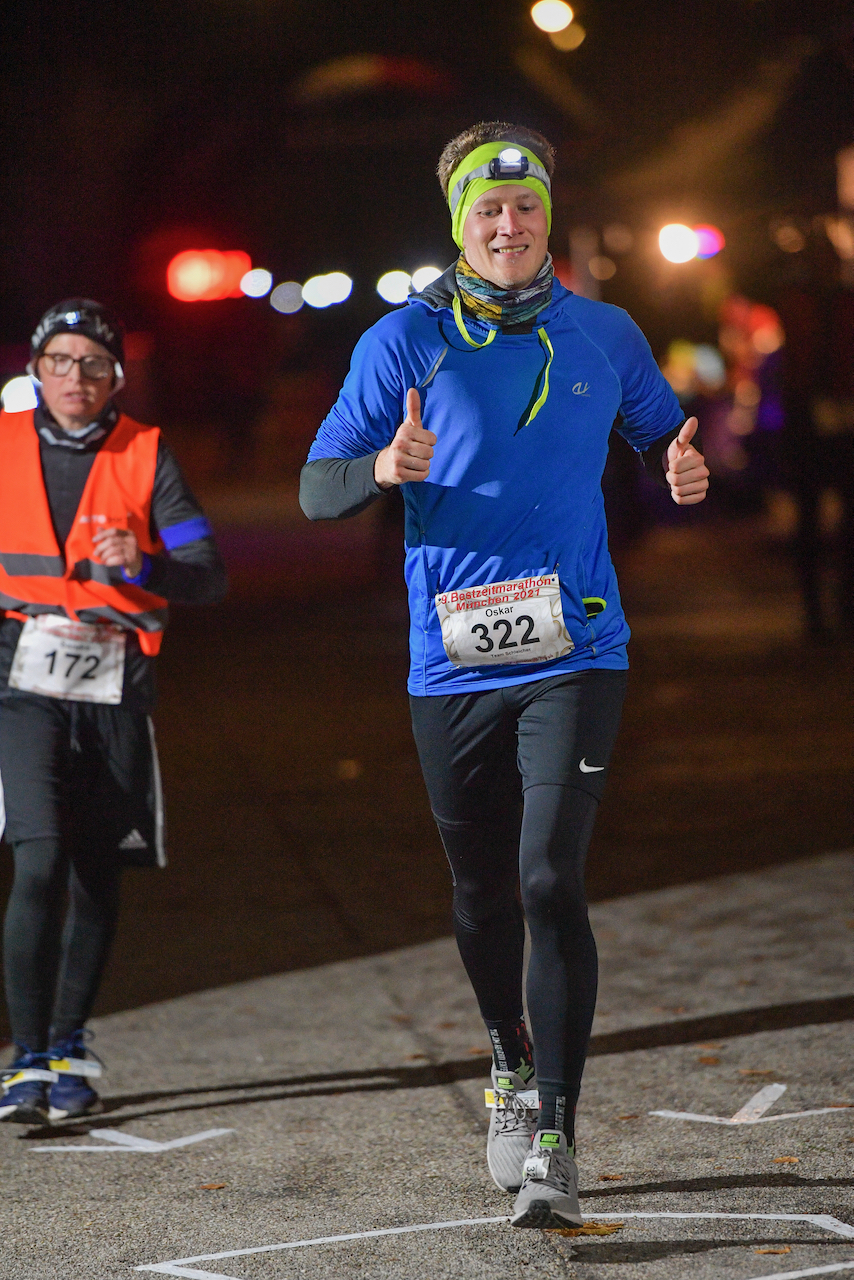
[
  {"left": 9, "top": 615, "right": 126, "bottom": 704},
  {"left": 435, "top": 574, "right": 573, "bottom": 669}
]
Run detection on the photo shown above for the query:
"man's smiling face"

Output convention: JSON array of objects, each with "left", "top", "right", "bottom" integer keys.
[{"left": 462, "top": 185, "right": 549, "bottom": 290}]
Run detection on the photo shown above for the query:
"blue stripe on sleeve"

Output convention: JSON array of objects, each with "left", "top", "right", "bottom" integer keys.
[
  {"left": 122, "top": 552, "right": 152, "bottom": 586},
  {"left": 159, "top": 516, "right": 213, "bottom": 549}
]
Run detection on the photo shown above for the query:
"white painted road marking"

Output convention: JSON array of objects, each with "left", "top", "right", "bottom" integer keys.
[
  {"left": 750, "top": 1263, "right": 854, "bottom": 1280},
  {"left": 136, "top": 1218, "right": 509, "bottom": 1276},
  {"left": 134, "top": 1212, "right": 854, "bottom": 1278},
  {"left": 733, "top": 1083, "right": 788, "bottom": 1121},
  {"left": 651, "top": 1083, "right": 854, "bottom": 1126},
  {"left": 31, "top": 1126, "right": 232, "bottom": 1152}
]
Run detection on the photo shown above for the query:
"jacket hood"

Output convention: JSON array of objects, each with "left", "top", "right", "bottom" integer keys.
[{"left": 408, "top": 263, "right": 457, "bottom": 312}]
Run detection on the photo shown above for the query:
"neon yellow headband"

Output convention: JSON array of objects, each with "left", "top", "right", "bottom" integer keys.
[{"left": 447, "top": 142, "right": 552, "bottom": 249}]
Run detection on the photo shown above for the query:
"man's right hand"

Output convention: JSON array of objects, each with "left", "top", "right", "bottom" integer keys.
[{"left": 374, "top": 388, "right": 436, "bottom": 488}]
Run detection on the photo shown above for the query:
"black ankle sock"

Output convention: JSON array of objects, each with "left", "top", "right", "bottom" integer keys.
[
  {"left": 537, "top": 1082, "right": 576, "bottom": 1152},
  {"left": 484, "top": 1017, "right": 534, "bottom": 1081}
]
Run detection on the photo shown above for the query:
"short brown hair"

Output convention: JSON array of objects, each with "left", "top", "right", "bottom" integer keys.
[{"left": 437, "top": 122, "right": 556, "bottom": 199}]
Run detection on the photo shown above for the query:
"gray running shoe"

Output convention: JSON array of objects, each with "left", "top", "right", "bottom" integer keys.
[
  {"left": 485, "top": 1066, "right": 538, "bottom": 1193},
  {"left": 510, "top": 1130, "right": 582, "bottom": 1229}
]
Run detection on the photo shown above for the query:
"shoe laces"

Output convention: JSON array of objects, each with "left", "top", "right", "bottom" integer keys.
[
  {"left": 524, "top": 1146, "right": 577, "bottom": 1193},
  {"left": 48, "top": 1028, "right": 104, "bottom": 1068},
  {"left": 494, "top": 1090, "right": 537, "bottom": 1136},
  {"left": 2, "top": 1046, "right": 49, "bottom": 1079}
]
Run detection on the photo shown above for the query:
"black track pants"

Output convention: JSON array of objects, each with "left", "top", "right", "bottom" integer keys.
[
  {"left": 3, "top": 837, "right": 122, "bottom": 1050},
  {"left": 410, "top": 669, "right": 627, "bottom": 1109},
  {"left": 0, "top": 694, "right": 150, "bottom": 1050}
]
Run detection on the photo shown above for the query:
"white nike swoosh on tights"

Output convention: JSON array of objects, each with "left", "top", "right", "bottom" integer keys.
[{"left": 579, "top": 759, "right": 605, "bottom": 773}]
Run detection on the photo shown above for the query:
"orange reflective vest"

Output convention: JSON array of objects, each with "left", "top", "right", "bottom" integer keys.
[{"left": 0, "top": 409, "right": 169, "bottom": 655}]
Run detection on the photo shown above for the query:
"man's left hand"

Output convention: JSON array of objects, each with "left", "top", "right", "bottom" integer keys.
[
  {"left": 664, "top": 417, "right": 709, "bottom": 505},
  {"left": 92, "top": 527, "right": 143, "bottom": 576}
]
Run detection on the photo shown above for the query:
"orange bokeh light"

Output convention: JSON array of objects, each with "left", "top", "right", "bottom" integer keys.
[{"left": 167, "top": 250, "right": 252, "bottom": 301}]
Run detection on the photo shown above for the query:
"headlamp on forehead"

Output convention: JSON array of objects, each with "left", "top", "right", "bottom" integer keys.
[{"left": 489, "top": 148, "right": 528, "bottom": 180}]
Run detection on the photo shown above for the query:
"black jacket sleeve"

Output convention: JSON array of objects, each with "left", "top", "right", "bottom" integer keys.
[
  {"left": 639, "top": 421, "right": 697, "bottom": 489},
  {"left": 299, "top": 453, "right": 386, "bottom": 520},
  {"left": 143, "top": 440, "right": 228, "bottom": 605}
]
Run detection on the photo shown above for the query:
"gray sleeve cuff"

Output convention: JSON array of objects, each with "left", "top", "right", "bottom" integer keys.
[{"left": 299, "top": 453, "right": 385, "bottom": 520}]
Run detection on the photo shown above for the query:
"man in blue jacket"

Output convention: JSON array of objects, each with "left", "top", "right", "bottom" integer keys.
[{"left": 301, "top": 121, "right": 708, "bottom": 1229}]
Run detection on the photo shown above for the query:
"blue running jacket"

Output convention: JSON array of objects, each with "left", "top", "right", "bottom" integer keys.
[{"left": 307, "top": 278, "right": 683, "bottom": 696}]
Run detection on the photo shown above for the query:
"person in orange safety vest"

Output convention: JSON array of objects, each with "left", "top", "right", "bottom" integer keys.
[{"left": 0, "top": 298, "right": 227, "bottom": 1123}]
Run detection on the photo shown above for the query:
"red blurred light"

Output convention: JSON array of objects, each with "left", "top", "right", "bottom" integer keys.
[
  {"left": 694, "top": 225, "right": 725, "bottom": 259},
  {"left": 167, "top": 250, "right": 252, "bottom": 301}
]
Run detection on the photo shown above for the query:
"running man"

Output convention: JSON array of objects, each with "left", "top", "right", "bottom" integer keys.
[
  {"left": 0, "top": 299, "right": 227, "bottom": 1123},
  {"left": 300, "top": 123, "right": 708, "bottom": 1227}
]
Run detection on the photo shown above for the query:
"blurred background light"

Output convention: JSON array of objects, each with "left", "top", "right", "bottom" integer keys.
[
  {"left": 531, "top": 1, "right": 573, "bottom": 32},
  {"left": 166, "top": 250, "right": 251, "bottom": 301},
  {"left": 588, "top": 255, "right": 616, "bottom": 281},
  {"left": 772, "top": 223, "right": 805, "bottom": 253},
  {"left": 734, "top": 378, "right": 761, "bottom": 408},
  {"left": 661, "top": 339, "right": 727, "bottom": 398},
  {"left": 694, "top": 224, "right": 726, "bottom": 258},
  {"left": 548, "top": 21, "right": 585, "bottom": 50},
  {"left": 292, "top": 54, "right": 454, "bottom": 104},
  {"left": 751, "top": 324, "right": 783, "bottom": 354},
  {"left": 602, "top": 223, "right": 634, "bottom": 254},
  {"left": 1, "top": 376, "right": 38, "bottom": 411},
  {"left": 376, "top": 270, "right": 411, "bottom": 304},
  {"left": 410, "top": 266, "right": 443, "bottom": 292},
  {"left": 823, "top": 215, "right": 854, "bottom": 261},
  {"left": 693, "top": 344, "right": 727, "bottom": 389},
  {"left": 302, "top": 272, "right": 353, "bottom": 308},
  {"left": 269, "top": 282, "right": 304, "bottom": 314},
  {"left": 322, "top": 272, "right": 353, "bottom": 304},
  {"left": 240, "top": 268, "right": 273, "bottom": 298},
  {"left": 659, "top": 224, "right": 700, "bottom": 263}
]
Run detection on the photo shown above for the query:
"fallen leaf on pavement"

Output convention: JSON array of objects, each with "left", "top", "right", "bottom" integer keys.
[
  {"left": 617, "top": 1114, "right": 639, "bottom": 1120},
  {"left": 755, "top": 1246, "right": 791, "bottom": 1255},
  {"left": 698, "top": 1056, "right": 720, "bottom": 1064},
  {"left": 199, "top": 1183, "right": 227, "bottom": 1190},
  {"left": 598, "top": 1174, "right": 623, "bottom": 1181},
  {"left": 773, "top": 1156, "right": 799, "bottom": 1164},
  {"left": 739, "top": 1069, "right": 774, "bottom": 1076}
]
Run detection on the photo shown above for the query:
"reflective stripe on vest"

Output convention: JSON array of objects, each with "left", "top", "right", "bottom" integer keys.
[
  {"left": 0, "top": 552, "right": 65, "bottom": 576},
  {"left": 0, "top": 409, "right": 169, "bottom": 654}
]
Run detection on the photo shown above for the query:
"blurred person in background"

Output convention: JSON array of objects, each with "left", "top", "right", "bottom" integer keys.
[
  {"left": 301, "top": 122, "right": 708, "bottom": 1228},
  {"left": 0, "top": 299, "right": 227, "bottom": 1123},
  {"left": 776, "top": 253, "right": 854, "bottom": 640}
]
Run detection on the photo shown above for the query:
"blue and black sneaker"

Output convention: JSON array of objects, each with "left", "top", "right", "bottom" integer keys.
[
  {"left": 47, "top": 1029, "right": 104, "bottom": 1122},
  {"left": 0, "top": 1048, "right": 54, "bottom": 1124}
]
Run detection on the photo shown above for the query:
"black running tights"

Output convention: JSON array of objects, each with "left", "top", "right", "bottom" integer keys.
[
  {"left": 410, "top": 669, "right": 627, "bottom": 1113},
  {"left": 3, "top": 838, "right": 122, "bottom": 1050}
]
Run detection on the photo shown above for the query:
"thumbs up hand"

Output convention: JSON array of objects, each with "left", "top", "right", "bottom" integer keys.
[
  {"left": 374, "top": 388, "right": 437, "bottom": 488},
  {"left": 664, "top": 417, "right": 709, "bottom": 505}
]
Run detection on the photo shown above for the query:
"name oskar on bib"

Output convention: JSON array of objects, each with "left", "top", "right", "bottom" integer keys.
[{"left": 436, "top": 574, "right": 573, "bottom": 668}]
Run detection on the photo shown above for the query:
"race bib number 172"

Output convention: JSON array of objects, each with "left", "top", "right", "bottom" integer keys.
[
  {"left": 435, "top": 574, "right": 574, "bottom": 669},
  {"left": 9, "top": 615, "right": 126, "bottom": 704}
]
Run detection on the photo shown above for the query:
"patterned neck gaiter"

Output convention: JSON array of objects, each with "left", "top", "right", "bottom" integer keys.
[{"left": 455, "top": 252, "right": 554, "bottom": 329}]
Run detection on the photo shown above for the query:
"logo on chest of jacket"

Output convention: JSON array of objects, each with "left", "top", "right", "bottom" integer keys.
[{"left": 573, "top": 382, "right": 590, "bottom": 396}]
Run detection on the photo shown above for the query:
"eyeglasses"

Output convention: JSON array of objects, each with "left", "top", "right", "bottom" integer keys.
[{"left": 39, "top": 353, "right": 114, "bottom": 380}]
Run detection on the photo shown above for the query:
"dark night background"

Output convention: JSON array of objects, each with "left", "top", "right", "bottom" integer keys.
[
  {"left": 2, "top": 1, "right": 851, "bottom": 396},
  {"left": 0, "top": 0, "right": 851, "bottom": 1027}
]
